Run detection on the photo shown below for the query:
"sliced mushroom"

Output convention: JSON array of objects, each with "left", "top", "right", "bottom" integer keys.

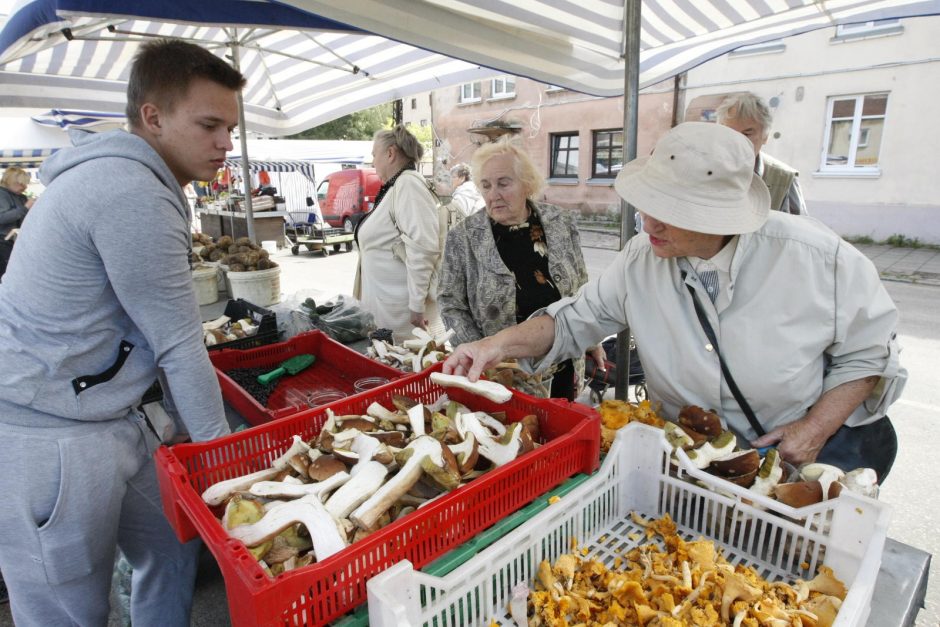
[
  {"left": 430, "top": 372, "right": 512, "bottom": 404},
  {"left": 349, "top": 436, "right": 450, "bottom": 530},
  {"left": 324, "top": 461, "right": 389, "bottom": 519},
  {"left": 228, "top": 494, "right": 347, "bottom": 561},
  {"left": 249, "top": 471, "right": 350, "bottom": 500}
]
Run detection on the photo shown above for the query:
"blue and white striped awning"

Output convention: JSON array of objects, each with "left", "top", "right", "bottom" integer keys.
[
  {"left": 30, "top": 109, "right": 125, "bottom": 130},
  {"left": 0, "top": 147, "right": 59, "bottom": 169},
  {"left": 0, "top": 0, "right": 499, "bottom": 136},
  {"left": 280, "top": 0, "right": 940, "bottom": 94},
  {"left": 223, "top": 159, "right": 317, "bottom": 183},
  {"left": 2, "top": 0, "right": 938, "bottom": 136}
]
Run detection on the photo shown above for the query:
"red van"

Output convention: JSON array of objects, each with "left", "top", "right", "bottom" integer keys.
[{"left": 317, "top": 168, "right": 382, "bottom": 232}]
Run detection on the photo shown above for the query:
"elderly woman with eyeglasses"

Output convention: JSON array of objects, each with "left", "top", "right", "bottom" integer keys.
[
  {"left": 438, "top": 138, "right": 604, "bottom": 400},
  {"left": 444, "top": 122, "right": 906, "bottom": 480}
]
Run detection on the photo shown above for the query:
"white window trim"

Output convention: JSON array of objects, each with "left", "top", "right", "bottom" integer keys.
[
  {"left": 832, "top": 19, "right": 903, "bottom": 42},
  {"left": 458, "top": 81, "right": 481, "bottom": 104},
  {"left": 490, "top": 76, "right": 516, "bottom": 99},
  {"left": 818, "top": 93, "right": 887, "bottom": 175}
]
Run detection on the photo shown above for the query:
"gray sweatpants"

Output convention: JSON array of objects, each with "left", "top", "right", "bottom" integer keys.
[{"left": 0, "top": 411, "right": 200, "bottom": 626}]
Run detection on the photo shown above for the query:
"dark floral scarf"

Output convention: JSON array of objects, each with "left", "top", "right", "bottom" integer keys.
[{"left": 490, "top": 202, "right": 561, "bottom": 323}]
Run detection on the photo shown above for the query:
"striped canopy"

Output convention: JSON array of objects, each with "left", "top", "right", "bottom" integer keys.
[
  {"left": 0, "top": 147, "right": 57, "bottom": 169},
  {"left": 3, "top": 0, "right": 938, "bottom": 134},
  {"left": 222, "top": 159, "right": 317, "bottom": 183},
  {"left": 0, "top": 0, "right": 498, "bottom": 136},
  {"left": 280, "top": 0, "right": 940, "bottom": 94}
]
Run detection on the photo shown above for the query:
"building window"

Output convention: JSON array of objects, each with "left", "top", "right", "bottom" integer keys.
[
  {"left": 835, "top": 18, "right": 901, "bottom": 38},
  {"left": 411, "top": 98, "right": 417, "bottom": 110},
  {"left": 459, "top": 82, "right": 481, "bottom": 104},
  {"left": 550, "top": 133, "right": 579, "bottom": 179},
  {"left": 490, "top": 76, "right": 516, "bottom": 99},
  {"left": 821, "top": 93, "right": 887, "bottom": 172},
  {"left": 419, "top": 119, "right": 428, "bottom": 127},
  {"left": 592, "top": 130, "right": 623, "bottom": 178}
]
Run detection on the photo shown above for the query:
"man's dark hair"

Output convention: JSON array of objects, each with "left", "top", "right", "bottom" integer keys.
[{"left": 126, "top": 39, "right": 247, "bottom": 127}]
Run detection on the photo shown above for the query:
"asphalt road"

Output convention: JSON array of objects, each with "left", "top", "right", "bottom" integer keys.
[{"left": 2, "top": 238, "right": 937, "bottom": 626}]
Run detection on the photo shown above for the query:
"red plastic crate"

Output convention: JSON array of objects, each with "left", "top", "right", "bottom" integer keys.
[
  {"left": 210, "top": 330, "right": 403, "bottom": 425},
  {"left": 155, "top": 369, "right": 600, "bottom": 627}
]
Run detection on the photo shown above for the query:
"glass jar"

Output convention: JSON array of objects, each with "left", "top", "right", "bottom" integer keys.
[
  {"left": 307, "top": 389, "right": 348, "bottom": 407},
  {"left": 354, "top": 376, "right": 390, "bottom": 393}
]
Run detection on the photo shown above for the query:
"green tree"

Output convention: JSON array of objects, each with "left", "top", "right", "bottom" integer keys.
[{"left": 289, "top": 102, "right": 392, "bottom": 140}]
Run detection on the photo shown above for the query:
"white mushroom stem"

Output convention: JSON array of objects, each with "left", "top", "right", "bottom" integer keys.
[
  {"left": 477, "top": 413, "right": 507, "bottom": 437},
  {"left": 477, "top": 423, "right": 523, "bottom": 467},
  {"left": 402, "top": 338, "right": 426, "bottom": 351},
  {"left": 249, "top": 472, "right": 350, "bottom": 500},
  {"left": 202, "top": 468, "right": 282, "bottom": 506},
  {"left": 367, "top": 402, "right": 410, "bottom": 424},
  {"left": 324, "top": 461, "right": 389, "bottom": 519},
  {"left": 433, "top": 328, "right": 455, "bottom": 350},
  {"left": 407, "top": 403, "right": 426, "bottom": 437},
  {"left": 272, "top": 435, "right": 313, "bottom": 470},
  {"left": 228, "top": 495, "right": 347, "bottom": 560},
  {"left": 411, "top": 327, "right": 433, "bottom": 343},
  {"left": 371, "top": 339, "right": 390, "bottom": 359},
  {"left": 349, "top": 436, "right": 443, "bottom": 530},
  {"left": 429, "top": 372, "right": 513, "bottom": 404},
  {"left": 427, "top": 393, "right": 450, "bottom": 413}
]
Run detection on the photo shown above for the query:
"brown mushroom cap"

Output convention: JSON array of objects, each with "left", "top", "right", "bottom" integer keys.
[
  {"left": 336, "top": 417, "right": 376, "bottom": 432},
  {"left": 520, "top": 414, "right": 541, "bottom": 443},
  {"left": 708, "top": 449, "right": 761, "bottom": 477},
  {"left": 369, "top": 430, "right": 407, "bottom": 447},
  {"left": 678, "top": 405, "right": 723, "bottom": 437},
  {"left": 773, "top": 480, "right": 824, "bottom": 508},
  {"left": 307, "top": 455, "right": 348, "bottom": 482}
]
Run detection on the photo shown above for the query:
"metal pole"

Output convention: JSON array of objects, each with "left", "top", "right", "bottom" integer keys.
[
  {"left": 614, "top": 0, "right": 641, "bottom": 401},
  {"left": 231, "top": 39, "right": 256, "bottom": 243}
]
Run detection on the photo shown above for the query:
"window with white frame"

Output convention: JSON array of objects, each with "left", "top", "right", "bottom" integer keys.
[
  {"left": 730, "top": 39, "right": 786, "bottom": 56},
  {"left": 835, "top": 18, "right": 901, "bottom": 38},
  {"left": 459, "top": 82, "right": 481, "bottom": 104},
  {"left": 821, "top": 93, "right": 888, "bottom": 172},
  {"left": 490, "top": 76, "right": 516, "bottom": 99},
  {"left": 550, "top": 133, "right": 579, "bottom": 179}
]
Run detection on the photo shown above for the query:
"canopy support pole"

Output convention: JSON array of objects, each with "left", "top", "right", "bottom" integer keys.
[
  {"left": 231, "top": 39, "right": 256, "bottom": 243},
  {"left": 614, "top": 0, "right": 641, "bottom": 401}
]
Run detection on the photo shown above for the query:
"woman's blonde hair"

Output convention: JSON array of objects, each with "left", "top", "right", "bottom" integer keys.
[
  {"left": 373, "top": 124, "right": 424, "bottom": 165},
  {"left": 470, "top": 137, "right": 544, "bottom": 199},
  {"left": 1, "top": 167, "right": 30, "bottom": 190}
]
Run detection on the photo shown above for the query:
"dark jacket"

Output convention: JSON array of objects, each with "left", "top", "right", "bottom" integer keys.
[{"left": 0, "top": 186, "right": 29, "bottom": 238}]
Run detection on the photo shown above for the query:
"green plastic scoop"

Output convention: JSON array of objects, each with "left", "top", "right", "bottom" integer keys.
[{"left": 257, "top": 354, "right": 316, "bottom": 385}]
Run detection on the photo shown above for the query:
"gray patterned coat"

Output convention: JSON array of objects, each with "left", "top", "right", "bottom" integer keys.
[{"left": 438, "top": 202, "right": 589, "bottom": 345}]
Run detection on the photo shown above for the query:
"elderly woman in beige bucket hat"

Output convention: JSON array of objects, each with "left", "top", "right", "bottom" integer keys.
[{"left": 444, "top": 121, "right": 906, "bottom": 480}]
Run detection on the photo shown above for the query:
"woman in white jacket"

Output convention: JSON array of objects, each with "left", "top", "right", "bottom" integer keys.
[{"left": 354, "top": 125, "right": 443, "bottom": 341}]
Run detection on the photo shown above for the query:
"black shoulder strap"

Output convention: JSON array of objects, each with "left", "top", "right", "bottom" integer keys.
[{"left": 685, "top": 281, "right": 766, "bottom": 437}]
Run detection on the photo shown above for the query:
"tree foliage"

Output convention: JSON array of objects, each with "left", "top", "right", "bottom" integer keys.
[{"left": 289, "top": 102, "right": 393, "bottom": 140}]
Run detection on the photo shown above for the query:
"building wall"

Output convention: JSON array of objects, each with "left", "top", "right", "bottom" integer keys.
[
  {"left": 682, "top": 16, "right": 940, "bottom": 243},
  {"left": 428, "top": 75, "right": 674, "bottom": 215}
]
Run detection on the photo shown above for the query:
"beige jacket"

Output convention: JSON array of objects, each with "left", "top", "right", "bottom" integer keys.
[
  {"left": 532, "top": 212, "right": 906, "bottom": 440},
  {"left": 355, "top": 170, "right": 443, "bottom": 339}
]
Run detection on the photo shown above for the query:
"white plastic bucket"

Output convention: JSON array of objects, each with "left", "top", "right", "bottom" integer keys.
[
  {"left": 192, "top": 266, "right": 219, "bottom": 305},
  {"left": 226, "top": 267, "right": 281, "bottom": 306},
  {"left": 261, "top": 240, "right": 278, "bottom": 255}
]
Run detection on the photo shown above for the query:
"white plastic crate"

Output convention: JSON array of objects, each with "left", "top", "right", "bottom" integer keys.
[{"left": 367, "top": 422, "right": 891, "bottom": 627}]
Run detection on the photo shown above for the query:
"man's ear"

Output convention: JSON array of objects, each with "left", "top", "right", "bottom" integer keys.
[{"left": 139, "top": 102, "right": 162, "bottom": 134}]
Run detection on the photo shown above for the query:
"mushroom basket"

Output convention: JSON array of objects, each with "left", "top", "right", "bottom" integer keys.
[
  {"left": 155, "top": 367, "right": 600, "bottom": 626},
  {"left": 210, "top": 330, "right": 404, "bottom": 425},
  {"left": 367, "top": 422, "right": 890, "bottom": 627}
]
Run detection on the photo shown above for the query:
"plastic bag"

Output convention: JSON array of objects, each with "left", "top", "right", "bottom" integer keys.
[{"left": 303, "top": 294, "right": 376, "bottom": 344}]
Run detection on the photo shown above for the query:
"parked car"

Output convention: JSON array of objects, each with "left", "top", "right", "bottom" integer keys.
[{"left": 317, "top": 168, "right": 382, "bottom": 232}]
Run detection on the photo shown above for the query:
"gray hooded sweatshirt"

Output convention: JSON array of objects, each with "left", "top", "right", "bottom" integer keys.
[{"left": 0, "top": 129, "right": 228, "bottom": 442}]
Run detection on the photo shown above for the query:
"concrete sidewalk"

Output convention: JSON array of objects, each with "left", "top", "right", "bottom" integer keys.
[{"left": 852, "top": 243, "right": 940, "bottom": 286}]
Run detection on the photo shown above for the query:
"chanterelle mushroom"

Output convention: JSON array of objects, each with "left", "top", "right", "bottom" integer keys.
[{"left": 349, "top": 436, "right": 456, "bottom": 530}]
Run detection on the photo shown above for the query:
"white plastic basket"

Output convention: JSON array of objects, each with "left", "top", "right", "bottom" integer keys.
[{"left": 367, "top": 423, "right": 890, "bottom": 627}]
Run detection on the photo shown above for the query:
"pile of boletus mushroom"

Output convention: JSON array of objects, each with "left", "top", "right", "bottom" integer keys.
[{"left": 201, "top": 373, "right": 538, "bottom": 576}]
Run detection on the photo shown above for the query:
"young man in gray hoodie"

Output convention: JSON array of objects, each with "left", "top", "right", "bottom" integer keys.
[{"left": 0, "top": 40, "right": 245, "bottom": 625}]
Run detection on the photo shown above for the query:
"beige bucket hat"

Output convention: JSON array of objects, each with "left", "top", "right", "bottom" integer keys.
[{"left": 614, "top": 122, "right": 771, "bottom": 235}]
